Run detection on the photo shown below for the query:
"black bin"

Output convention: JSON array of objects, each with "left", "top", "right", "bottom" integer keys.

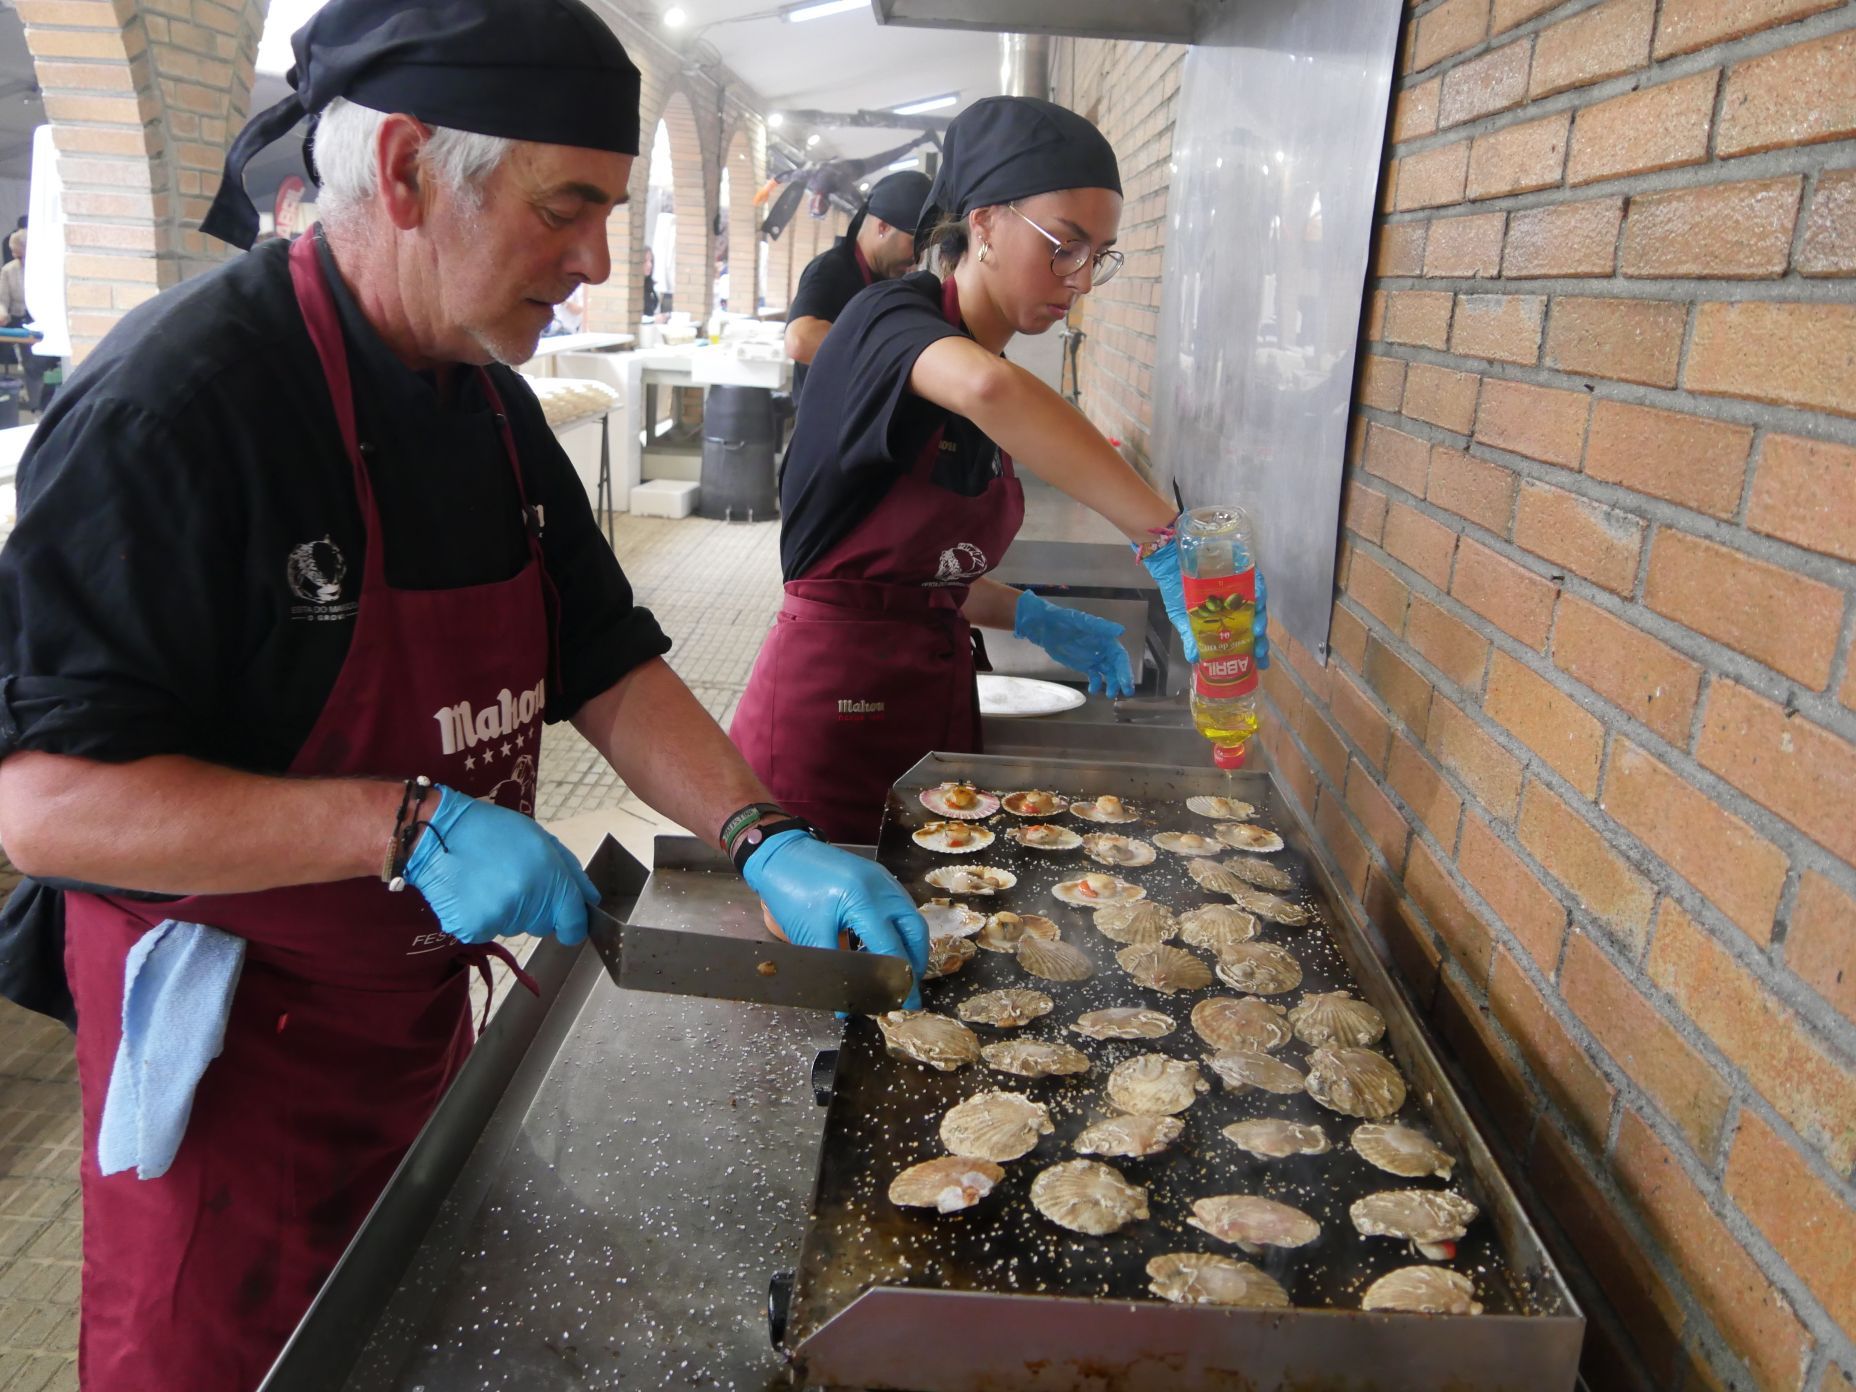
[
  {"left": 0, "top": 382, "right": 18, "bottom": 431},
  {"left": 699, "top": 384, "right": 779, "bottom": 522}
]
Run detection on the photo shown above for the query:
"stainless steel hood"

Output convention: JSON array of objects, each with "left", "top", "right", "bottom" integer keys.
[{"left": 869, "top": 0, "right": 1213, "bottom": 44}]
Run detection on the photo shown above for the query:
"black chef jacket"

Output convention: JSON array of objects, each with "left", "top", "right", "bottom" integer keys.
[
  {"left": 0, "top": 232, "right": 671, "bottom": 774},
  {"left": 786, "top": 235, "right": 871, "bottom": 404}
]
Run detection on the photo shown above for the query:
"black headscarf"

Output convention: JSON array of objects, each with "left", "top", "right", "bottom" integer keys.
[
  {"left": 846, "top": 169, "right": 932, "bottom": 243},
  {"left": 201, "top": 0, "right": 643, "bottom": 250},
  {"left": 914, "top": 97, "right": 1121, "bottom": 254}
]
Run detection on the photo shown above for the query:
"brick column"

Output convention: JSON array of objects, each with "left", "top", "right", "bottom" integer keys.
[{"left": 723, "top": 122, "right": 764, "bottom": 313}]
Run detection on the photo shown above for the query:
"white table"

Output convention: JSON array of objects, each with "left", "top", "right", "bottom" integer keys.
[
  {"left": 526, "top": 332, "right": 636, "bottom": 370},
  {"left": 619, "top": 345, "right": 792, "bottom": 501}
]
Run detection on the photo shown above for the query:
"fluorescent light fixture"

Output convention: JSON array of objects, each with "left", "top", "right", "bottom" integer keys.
[
  {"left": 806, "top": 133, "right": 821, "bottom": 147},
  {"left": 892, "top": 93, "right": 956, "bottom": 115},
  {"left": 767, "top": 112, "right": 785, "bottom": 128},
  {"left": 783, "top": 0, "right": 864, "bottom": 21},
  {"left": 663, "top": 5, "right": 688, "bottom": 25}
]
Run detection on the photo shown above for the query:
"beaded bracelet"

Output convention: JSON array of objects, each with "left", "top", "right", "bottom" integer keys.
[{"left": 381, "top": 775, "right": 435, "bottom": 892}]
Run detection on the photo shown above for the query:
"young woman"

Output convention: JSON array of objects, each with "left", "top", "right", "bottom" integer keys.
[{"left": 730, "top": 96, "right": 1264, "bottom": 845}]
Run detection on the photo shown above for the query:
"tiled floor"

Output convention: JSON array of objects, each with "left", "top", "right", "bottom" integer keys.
[{"left": 0, "top": 509, "right": 784, "bottom": 1385}]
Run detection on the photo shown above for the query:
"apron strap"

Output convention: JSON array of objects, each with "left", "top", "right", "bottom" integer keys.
[{"left": 458, "top": 941, "right": 540, "bottom": 1033}]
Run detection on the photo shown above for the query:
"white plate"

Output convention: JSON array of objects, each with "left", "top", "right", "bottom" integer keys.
[{"left": 977, "top": 674, "right": 1087, "bottom": 719}]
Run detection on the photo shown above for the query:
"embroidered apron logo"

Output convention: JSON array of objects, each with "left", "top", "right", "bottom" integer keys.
[
  {"left": 837, "top": 699, "right": 885, "bottom": 721},
  {"left": 928, "top": 541, "right": 988, "bottom": 587},
  {"left": 286, "top": 536, "right": 359, "bottom": 622},
  {"left": 432, "top": 680, "right": 547, "bottom": 756}
]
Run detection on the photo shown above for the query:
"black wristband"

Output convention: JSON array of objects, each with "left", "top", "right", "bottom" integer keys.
[
  {"left": 731, "top": 816, "right": 820, "bottom": 874},
  {"left": 718, "top": 800, "right": 786, "bottom": 852}
]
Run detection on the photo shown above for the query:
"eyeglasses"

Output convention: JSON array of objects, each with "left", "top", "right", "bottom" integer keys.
[{"left": 1008, "top": 204, "right": 1124, "bottom": 286}]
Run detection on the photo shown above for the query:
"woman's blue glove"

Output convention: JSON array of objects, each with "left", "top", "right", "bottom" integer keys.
[
  {"left": 742, "top": 830, "right": 929, "bottom": 1009},
  {"left": 1138, "top": 539, "right": 1271, "bottom": 672},
  {"left": 1013, "top": 590, "right": 1135, "bottom": 698},
  {"left": 404, "top": 785, "right": 598, "bottom": 947}
]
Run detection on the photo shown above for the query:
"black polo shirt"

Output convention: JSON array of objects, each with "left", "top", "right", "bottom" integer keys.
[
  {"left": 0, "top": 232, "right": 670, "bottom": 773},
  {"left": 786, "top": 235, "right": 871, "bottom": 403}
]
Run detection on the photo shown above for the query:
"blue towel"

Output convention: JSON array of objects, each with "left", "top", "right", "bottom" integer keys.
[{"left": 97, "top": 920, "right": 246, "bottom": 1181}]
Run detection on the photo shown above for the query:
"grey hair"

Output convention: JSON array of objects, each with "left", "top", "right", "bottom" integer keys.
[{"left": 313, "top": 97, "right": 514, "bottom": 227}]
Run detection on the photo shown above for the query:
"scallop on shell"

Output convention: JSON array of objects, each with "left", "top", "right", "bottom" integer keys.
[
  {"left": 1186, "top": 795, "right": 1256, "bottom": 820},
  {"left": 920, "top": 900, "right": 986, "bottom": 939},
  {"left": 1107, "top": 1053, "right": 1210, "bottom": 1115},
  {"left": 1187, "top": 1195, "right": 1321, "bottom": 1254},
  {"left": 1074, "top": 1113, "right": 1185, "bottom": 1159},
  {"left": 912, "top": 820, "right": 995, "bottom": 854},
  {"left": 1352, "top": 1123, "right": 1456, "bottom": 1180},
  {"left": 1069, "top": 794, "right": 1141, "bottom": 824},
  {"left": 888, "top": 1156, "right": 1005, "bottom": 1213},
  {"left": 1192, "top": 996, "right": 1293, "bottom": 1052},
  {"left": 1029, "top": 1159, "right": 1149, "bottom": 1235},
  {"left": 975, "top": 911, "right": 1060, "bottom": 953},
  {"left": 1006, "top": 822, "right": 1083, "bottom": 852},
  {"left": 1082, "top": 833, "right": 1157, "bottom": 868},
  {"left": 1222, "top": 1119, "right": 1331, "bottom": 1160},
  {"left": 1226, "top": 885, "right": 1313, "bottom": 925},
  {"left": 1351, "top": 1189, "right": 1480, "bottom": 1259},
  {"left": 1187, "top": 857, "right": 1251, "bottom": 898},
  {"left": 1001, "top": 788, "right": 1069, "bottom": 818},
  {"left": 1116, "top": 943, "right": 1214, "bottom": 994},
  {"left": 1052, "top": 873, "right": 1145, "bottom": 907},
  {"left": 1206, "top": 1047, "right": 1307, "bottom": 1096},
  {"left": 1178, "top": 904, "right": 1260, "bottom": 953},
  {"left": 924, "top": 934, "right": 978, "bottom": 979},
  {"left": 957, "top": 988, "right": 1055, "bottom": 1028},
  {"left": 1213, "top": 942, "right": 1304, "bottom": 996},
  {"left": 1147, "top": 1253, "right": 1290, "bottom": 1309},
  {"left": 1016, "top": 934, "right": 1096, "bottom": 983},
  {"left": 1092, "top": 901, "right": 1177, "bottom": 946},
  {"left": 1306, "top": 1047, "right": 1408, "bottom": 1119},
  {"left": 924, "top": 864, "right": 1018, "bottom": 896},
  {"left": 1221, "top": 855, "right": 1294, "bottom": 891},
  {"left": 1216, "top": 822, "right": 1285, "bottom": 853},
  {"left": 1152, "top": 830, "right": 1226, "bottom": 858},
  {"left": 981, "top": 1039, "right": 1092, "bottom": 1078},
  {"left": 876, "top": 1011, "right": 980, "bottom": 1071},
  {"left": 1070, "top": 1007, "right": 1177, "bottom": 1041},
  {"left": 1361, "top": 1266, "right": 1483, "bottom": 1315},
  {"left": 919, "top": 781, "right": 1000, "bottom": 820},
  {"left": 941, "top": 1090, "right": 1054, "bottom": 1162},
  {"left": 1289, "top": 991, "right": 1386, "bottom": 1049}
]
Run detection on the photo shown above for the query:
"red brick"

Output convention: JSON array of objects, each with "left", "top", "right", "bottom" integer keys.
[
  {"left": 1433, "top": 966, "right": 1532, "bottom": 1148},
  {"left": 1567, "top": 71, "right": 1718, "bottom": 186},
  {"left": 1644, "top": 530, "right": 1843, "bottom": 690},
  {"left": 1491, "top": 0, "right": 1560, "bottom": 31},
  {"left": 1458, "top": 813, "right": 1566, "bottom": 970},
  {"left": 1654, "top": 0, "right": 1842, "bottom": 58},
  {"left": 1545, "top": 296, "right": 1688, "bottom": 389},
  {"left": 1585, "top": 400, "right": 1752, "bottom": 520},
  {"left": 1719, "top": 30, "right": 1856, "bottom": 158},
  {"left": 1374, "top": 221, "right": 1427, "bottom": 279},
  {"left": 1382, "top": 500, "right": 1459, "bottom": 587},
  {"left": 1344, "top": 482, "right": 1390, "bottom": 544},
  {"left": 1383, "top": 289, "right": 1455, "bottom": 348},
  {"left": 1622, "top": 177, "right": 1803, "bottom": 279},
  {"left": 1514, "top": 482, "right": 1646, "bottom": 596},
  {"left": 1727, "top": 1109, "right": 1856, "bottom": 1346},
  {"left": 1331, "top": 604, "right": 1370, "bottom": 672},
  {"left": 1270, "top": 716, "right": 1320, "bottom": 815},
  {"left": 1298, "top": 699, "right": 1351, "bottom": 787},
  {"left": 1261, "top": 657, "right": 1304, "bottom": 738},
  {"left": 1360, "top": 353, "right": 1408, "bottom": 412},
  {"left": 1798, "top": 167, "right": 1856, "bottom": 276},
  {"left": 1405, "top": 594, "right": 1492, "bottom": 690},
  {"left": 1414, "top": 0, "right": 1490, "bottom": 70},
  {"left": 1346, "top": 757, "right": 1412, "bottom": 869},
  {"left": 1364, "top": 422, "right": 1432, "bottom": 495},
  {"left": 1487, "top": 948, "right": 1615, "bottom": 1146},
  {"left": 1466, "top": 112, "right": 1570, "bottom": 200},
  {"left": 1486, "top": 650, "right": 1607, "bottom": 796},
  {"left": 1387, "top": 733, "right": 1464, "bottom": 845},
  {"left": 1502, "top": 197, "right": 1623, "bottom": 278},
  {"left": 1332, "top": 667, "right": 1393, "bottom": 771},
  {"left": 1316, "top": 782, "right": 1373, "bottom": 897},
  {"left": 1531, "top": 0, "right": 1654, "bottom": 98},
  {"left": 1365, "top": 291, "right": 1387, "bottom": 341},
  {"left": 1687, "top": 301, "right": 1856, "bottom": 420},
  {"left": 1518, "top": 781, "right": 1656, "bottom": 951},
  {"left": 1428, "top": 693, "right": 1527, "bottom": 819},
  {"left": 1451, "top": 293, "right": 1545, "bottom": 366},
  {"left": 1612, "top": 1109, "right": 1816, "bottom": 1392},
  {"left": 1474, "top": 378, "right": 1588, "bottom": 468},
  {"left": 1552, "top": 595, "right": 1704, "bottom": 746},
  {"left": 1400, "top": 361, "right": 1479, "bottom": 434},
  {"left": 1697, "top": 681, "right": 1856, "bottom": 865},
  {"left": 1439, "top": 40, "right": 1532, "bottom": 128},
  {"left": 1786, "top": 871, "right": 1856, "bottom": 1028},
  {"left": 1286, "top": 627, "right": 1337, "bottom": 707},
  {"left": 1365, "top": 635, "right": 1435, "bottom": 736},
  {"left": 1394, "top": 141, "right": 1471, "bottom": 211},
  {"left": 1374, "top": 865, "right": 1445, "bottom": 1014},
  {"left": 1427, "top": 444, "right": 1517, "bottom": 533},
  {"left": 1746, "top": 432, "right": 1856, "bottom": 564},
  {"left": 1423, "top": 211, "right": 1506, "bottom": 277},
  {"left": 1392, "top": 77, "right": 1441, "bottom": 142},
  {"left": 1409, "top": 837, "right": 1491, "bottom": 978},
  {"left": 1451, "top": 537, "right": 1559, "bottom": 649},
  {"left": 1346, "top": 549, "right": 1412, "bottom": 633}
]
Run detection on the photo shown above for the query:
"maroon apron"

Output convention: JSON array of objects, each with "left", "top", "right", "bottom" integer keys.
[
  {"left": 731, "top": 276, "right": 1025, "bottom": 844},
  {"left": 64, "top": 232, "right": 552, "bottom": 1392}
]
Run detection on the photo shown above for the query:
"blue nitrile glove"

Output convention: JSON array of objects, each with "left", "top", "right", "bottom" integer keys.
[
  {"left": 404, "top": 785, "right": 598, "bottom": 947},
  {"left": 1254, "top": 570, "right": 1272, "bottom": 671},
  {"left": 1013, "top": 589, "right": 1136, "bottom": 698},
  {"left": 1138, "top": 536, "right": 1199, "bottom": 664},
  {"left": 742, "top": 829, "right": 930, "bottom": 1009}
]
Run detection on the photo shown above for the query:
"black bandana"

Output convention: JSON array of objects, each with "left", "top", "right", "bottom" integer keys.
[
  {"left": 202, "top": 0, "right": 642, "bottom": 250},
  {"left": 915, "top": 97, "right": 1121, "bottom": 252},
  {"left": 848, "top": 169, "right": 932, "bottom": 243}
]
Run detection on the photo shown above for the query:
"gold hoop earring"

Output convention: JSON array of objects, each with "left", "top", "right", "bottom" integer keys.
[{"left": 977, "top": 241, "right": 991, "bottom": 264}]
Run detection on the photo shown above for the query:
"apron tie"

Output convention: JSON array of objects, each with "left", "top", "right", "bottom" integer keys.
[{"left": 459, "top": 942, "right": 540, "bottom": 1032}]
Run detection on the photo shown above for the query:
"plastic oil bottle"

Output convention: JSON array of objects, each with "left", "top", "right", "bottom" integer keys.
[{"left": 1178, "top": 504, "right": 1261, "bottom": 769}]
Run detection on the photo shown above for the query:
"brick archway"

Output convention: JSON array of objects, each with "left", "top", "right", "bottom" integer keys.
[{"left": 722, "top": 121, "right": 762, "bottom": 315}]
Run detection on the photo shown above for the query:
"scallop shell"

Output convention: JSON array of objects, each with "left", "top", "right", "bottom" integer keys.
[
  {"left": 1186, "top": 1195, "right": 1321, "bottom": 1254},
  {"left": 1226, "top": 884, "right": 1313, "bottom": 925},
  {"left": 975, "top": 911, "right": 1061, "bottom": 953},
  {"left": 876, "top": 1011, "right": 980, "bottom": 1071},
  {"left": 925, "top": 864, "right": 1018, "bottom": 896},
  {"left": 1016, "top": 935, "right": 1096, "bottom": 983},
  {"left": 1178, "top": 904, "right": 1260, "bottom": 953},
  {"left": 957, "top": 988, "right": 1055, "bottom": 1028},
  {"left": 1206, "top": 1047, "right": 1307, "bottom": 1096},
  {"left": 1074, "top": 1113, "right": 1186, "bottom": 1159},
  {"left": 1289, "top": 991, "right": 1386, "bottom": 1048},
  {"left": 1029, "top": 1159, "right": 1149, "bottom": 1235},
  {"left": 1351, "top": 1189, "right": 1480, "bottom": 1258},
  {"left": 1361, "top": 1266, "right": 1483, "bottom": 1315},
  {"left": 1069, "top": 794, "right": 1141, "bottom": 824},
  {"left": 1052, "top": 873, "right": 1145, "bottom": 907},
  {"left": 1146, "top": 1253, "right": 1290, "bottom": 1309},
  {"left": 1306, "top": 1047, "right": 1408, "bottom": 1119},
  {"left": 888, "top": 1156, "right": 1005, "bottom": 1213},
  {"left": 1001, "top": 789, "right": 1069, "bottom": 818},
  {"left": 1116, "top": 943, "right": 1214, "bottom": 994},
  {"left": 1222, "top": 1119, "right": 1331, "bottom": 1160},
  {"left": 1187, "top": 857, "right": 1251, "bottom": 897},
  {"left": 941, "top": 1090, "right": 1054, "bottom": 1162},
  {"left": 924, "top": 934, "right": 978, "bottom": 979},
  {"left": 919, "top": 781, "right": 1001, "bottom": 820},
  {"left": 1213, "top": 943, "right": 1304, "bottom": 995},
  {"left": 919, "top": 900, "right": 986, "bottom": 939},
  {"left": 981, "top": 1039, "right": 1092, "bottom": 1078},
  {"left": 1070, "top": 1008, "right": 1177, "bottom": 1040},
  {"left": 1082, "top": 833, "right": 1157, "bottom": 868},
  {"left": 1006, "top": 823, "right": 1083, "bottom": 852},
  {"left": 912, "top": 820, "right": 996, "bottom": 854},
  {"left": 1221, "top": 855, "right": 1294, "bottom": 891},
  {"left": 1192, "top": 997, "right": 1293, "bottom": 1052},
  {"left": 1186, "top": 795, "right": 1257, "bottom": 820},
  {"left": 1352, "top": 1123, "right": 1456, "bottom": 1180},
  {"left": 1152, "top": 830, "right": 1226, "bottom": 857},
  {"left": 1092, "top": 902, "right": 1177, "bottom": 946},
  {"left": 1107, "top": 1053, "right": 1210, "bottom": 1115},
  {"left": 1216, "top": 822, "right": 1285, "bottom": 853}
]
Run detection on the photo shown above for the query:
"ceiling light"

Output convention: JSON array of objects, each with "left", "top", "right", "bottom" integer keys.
[
  {"left": 806, "top": 133, "right": 821, "bottom": 147},
  {"left": 893, "top": 93, "right": 957, "bottom": 115},
  {"left": 767, "top": 111, "right": 785, "bottom": 128},
  {"left": 783, "top": 0, "right": 864, "bottom": 21},
  {"left": 859, "top": 181, "right": 870, "bottom": 192},
  {"left": 662, "top": 5, "right": 688, "bottom": 26},
  {"left": 1275, "top": 149, "right": 1286, "bottom": 162}
]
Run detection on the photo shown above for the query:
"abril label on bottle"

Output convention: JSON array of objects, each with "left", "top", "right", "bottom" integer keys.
[{"left": 1183, "top": 570, "right": 1259, "bottom": 699}]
